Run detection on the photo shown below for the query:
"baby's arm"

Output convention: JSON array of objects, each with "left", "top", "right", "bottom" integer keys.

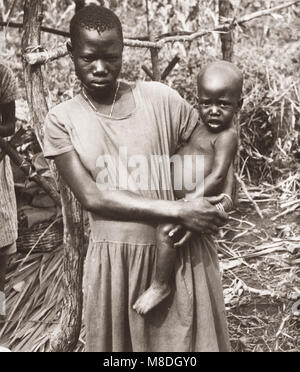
[
  {"left": 0, "top": 101, "right": 16, "bottom": 138},
  {"left": 188, "top": 129, "right": 238, "bottom": 202}
]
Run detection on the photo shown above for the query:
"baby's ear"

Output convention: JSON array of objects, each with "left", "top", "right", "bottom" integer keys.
[{"left": 66, "top": 41, "right": 74, "bottom": 60}]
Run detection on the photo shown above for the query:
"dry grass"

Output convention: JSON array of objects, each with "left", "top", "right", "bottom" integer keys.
[{"left": 1, "top": 174, "right": 299, "bottom": 352}]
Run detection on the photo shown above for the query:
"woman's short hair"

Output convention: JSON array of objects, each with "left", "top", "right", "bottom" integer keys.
[{"left": 70, "top": 4, "right": 123, "bottom": 46}]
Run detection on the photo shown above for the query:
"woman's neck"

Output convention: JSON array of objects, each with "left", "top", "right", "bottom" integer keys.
[{"left": 83, "top": 82, "right": 136, "bottom": 117}]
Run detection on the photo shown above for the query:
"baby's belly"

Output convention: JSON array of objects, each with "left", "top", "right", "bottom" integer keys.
[{"left": 172, "top": 151, "right": 213, "bottom": 200}]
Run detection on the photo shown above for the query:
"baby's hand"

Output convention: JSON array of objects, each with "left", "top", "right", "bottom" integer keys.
[
  {"left": 174, "top": 231, "right": 193, "bottom": 248},
  {"left": 168, "top": 225, "right": 193, "bottom": 248}
]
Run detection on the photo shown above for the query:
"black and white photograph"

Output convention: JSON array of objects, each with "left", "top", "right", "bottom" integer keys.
[{"left": 0, "top": 0, "right": 299, "bottom": 353}]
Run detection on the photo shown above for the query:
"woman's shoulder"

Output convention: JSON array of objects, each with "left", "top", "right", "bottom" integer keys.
[
  {"left": 137, "top": 80, "right": 176, "bottom": 94},
  {"left": 136, "top": 81, "right": 182, "bottom": 103},
  {"left": 47, "top": 95, "right": 81, "bottom": 118}
]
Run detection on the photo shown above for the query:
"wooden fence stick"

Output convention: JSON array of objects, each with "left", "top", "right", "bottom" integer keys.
[
  {"left": 22, "top": 0, "right": 85, "bottom": 352},
  {"left": 235, "top": 173, "right": 264, "bottom": 219},
  {"left": 142, "top": 64, "right": 154, "bottom": 80},
  {"left": 161, "top": 56, "right": 180, "bottom": 81},
  {"left": 23, "top": 0, "right": 299, "bottom": 66}
]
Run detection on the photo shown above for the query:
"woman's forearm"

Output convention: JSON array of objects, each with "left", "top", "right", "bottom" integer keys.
[
  {"left": 55, "top": 151, "right": 182, "bottom": 224},
  {"left": 54, "top": 151, "right": 226, "bottom": 234},
  {"left": 86, "top": 187, "right": 183, "bottom": 223}
]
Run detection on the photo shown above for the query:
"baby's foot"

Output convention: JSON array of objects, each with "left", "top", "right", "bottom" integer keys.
[{"left": 133, "top": 282, "right": 171, "bottom": 315}]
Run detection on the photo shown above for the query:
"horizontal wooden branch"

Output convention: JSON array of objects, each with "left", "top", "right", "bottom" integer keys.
[
  {"left": 23, "top": 0, "right": 299, "bottom": 65},
  {"left": 24, "top": 44, "right": 69, "bottom": 65},
  {"left": 0, "top": 21, "right": 70, "bottom": 37},
  {"left": 159, "top": 0, "right": 299, "bottom": 45},
  {"left": 24, "top": 38, "right": 160, "bottom": 64},
  {"left": 0, "top": 21, "right": 150, "bottom": 40}
]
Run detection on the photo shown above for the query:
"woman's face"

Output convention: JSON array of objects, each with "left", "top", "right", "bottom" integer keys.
[{"left": 70, "top": 27, "right": 123, "bottom": 99}]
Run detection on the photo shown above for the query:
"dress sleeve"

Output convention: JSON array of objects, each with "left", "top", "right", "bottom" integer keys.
[
  {"left": 168, "top": 86, "right": 199, "bottom": 148},
  {"left": 43, "top": 109, "right": 74, "bottom": 159},
  {"left": 0, "top": 65, "right": 17, "bottom": 103}
]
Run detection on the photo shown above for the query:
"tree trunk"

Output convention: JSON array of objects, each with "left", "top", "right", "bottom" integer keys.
[
  {"left": 219, "top": 0, "right": 240, "bottom": 199},
  {"left": 219, "top": 0, "right": 234, "bottom": 61},
  {"left": 22, "top": 0, "right": 85, "bottom": 352},
  {"left": 146, "top": 0, "right": 161, "bottom": 81},
  {"left": 49, "top": 181, "right": 85, "bottom": 352}
]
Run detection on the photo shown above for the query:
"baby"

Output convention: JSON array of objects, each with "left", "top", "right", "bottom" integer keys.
[{"left": 134, "top": 61, "right": 243, "bottom": 315}]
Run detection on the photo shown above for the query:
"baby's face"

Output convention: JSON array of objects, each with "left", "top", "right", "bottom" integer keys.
[{"left": 198, "top": 74, "right": 242, "bottom": 133}]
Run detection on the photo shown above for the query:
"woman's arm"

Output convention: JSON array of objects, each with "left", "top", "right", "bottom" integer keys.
[
  {"left": 54, "top": 150, "right": 227, "bottom": 235},
  {"left": 0, "top": 102, "right": 16, "bottom": 138}
]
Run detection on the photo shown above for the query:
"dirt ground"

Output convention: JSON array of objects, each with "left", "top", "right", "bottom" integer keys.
[
  {"left": 1, "top": 191, "right": 299, "bottom": 352},
  {"left": 223, "top": 200, "right": 300, "bottom": 352}
]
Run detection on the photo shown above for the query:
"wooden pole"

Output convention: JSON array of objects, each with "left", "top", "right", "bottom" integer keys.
[
  {"left": 219, "top": 0, "right": 240, "bottom": 201},
  {"left": 49, "top": 181, "right": 85, "bottom": 352},
  {"left": 146, "top": 0, "right": 161, "bottom": 81},
  {"left": 21, "top": 0, "right": 49, "bottom": 149},
  {"left": 22, "top": 0, "right": 85, "bottom": 352},
  {"left": 219, "top": 0, "right": 234, "bottom": 61}
]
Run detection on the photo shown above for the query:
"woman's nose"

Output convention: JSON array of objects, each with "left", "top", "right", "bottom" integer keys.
[{"left": 93, "top": 60, "right": 108, "bottom": 75}]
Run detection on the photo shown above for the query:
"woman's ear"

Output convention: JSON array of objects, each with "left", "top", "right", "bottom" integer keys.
[{"left": 67, "top": 41, "right": 74, "bottom": 60}]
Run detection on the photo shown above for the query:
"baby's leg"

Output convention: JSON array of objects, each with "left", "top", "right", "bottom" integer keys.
[{"left": 133, "top": 224, "right": 178, "bottom": 315}]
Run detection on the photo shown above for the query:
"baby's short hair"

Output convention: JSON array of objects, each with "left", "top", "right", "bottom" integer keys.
[
  {"left": 70, "top": 4, "right": 123, "bottom": 46},
  {"left": 198, "top": 61, "right": 244, "bottom": 98}
]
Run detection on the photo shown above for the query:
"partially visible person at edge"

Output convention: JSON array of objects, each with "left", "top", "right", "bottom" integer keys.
[
  {"left": 0, "top": 63, "right": 18, "bottom": 324},
  {"left": 43, "top": 5, "right": 231, "bottom": 352}
]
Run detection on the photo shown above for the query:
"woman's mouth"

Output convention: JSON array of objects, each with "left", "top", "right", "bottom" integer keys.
[{"left": 91, "top": 81, "right": 111, "bottom": 88}]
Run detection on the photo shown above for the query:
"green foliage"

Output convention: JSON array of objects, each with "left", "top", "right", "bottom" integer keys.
[{"left": 0, "top": 0, "right": 299, "bottom": 184}]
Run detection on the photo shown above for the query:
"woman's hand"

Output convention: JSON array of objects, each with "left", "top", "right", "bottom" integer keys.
[{"left": 178, "top": 196, "right": 227, "bottom": 235}]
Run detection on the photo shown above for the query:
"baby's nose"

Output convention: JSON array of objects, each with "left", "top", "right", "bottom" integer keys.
[{"left": 211, "top": 105, "right": 220, "bottom": 114}]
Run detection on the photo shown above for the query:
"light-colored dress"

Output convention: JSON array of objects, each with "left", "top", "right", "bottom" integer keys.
[
  {"left": 0, "top": 63, "right": 18, "bottom": 253},
  {"left": 43, "top": 81, "right": 231, "bottom": 352}
]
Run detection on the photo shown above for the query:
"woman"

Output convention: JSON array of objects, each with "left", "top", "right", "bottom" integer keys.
[{"left": 43, "top": 5, "right": 230, "bottom": 352}]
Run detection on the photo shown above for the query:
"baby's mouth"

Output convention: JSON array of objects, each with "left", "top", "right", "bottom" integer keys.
[{"left": 207, "top": 120, "right": 223, "bottom": 129}]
